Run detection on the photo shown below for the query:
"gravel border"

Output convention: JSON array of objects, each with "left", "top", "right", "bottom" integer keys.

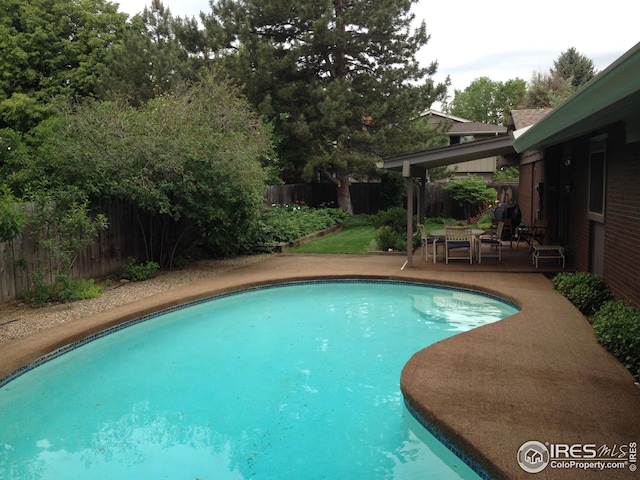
[{"left": 0, "top": 255, "right": 271, "bottom": 345}]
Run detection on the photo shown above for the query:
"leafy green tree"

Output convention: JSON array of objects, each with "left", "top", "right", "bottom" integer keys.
[
  {"left": 0, "top": 185, "right": 26, "bottom": 242},
  {"left": 27, "top": 187, "right": 108, "bottom": 276},
  {"left": 0, "top": 0, "right": 128, "bottom": 131},
  {"left": 0, "top": 94, "right": 54, "bottom": 133},
  {"left": 443, "top": 175, "right": 497, "bottom": 221},
  {"left": 32, "top": 72, "right": 273, "bottom": 264},
  {"left": 493, "top": 166, "right": 519, "bottom": 182},
  {"left": 448, "top": 77, "right": 526, "bottom": 125},
  {"left": 0, "top": 128, "right": 32, "bottom": 193},
  {"left": 23, "top": 186, "right": 108, "bottom": 304},
  {"left": 522, "top": 70, "right": 574, "bottom": 108},
  {"left": 203, "top": 0, "right": 448, "bottom": 214}
]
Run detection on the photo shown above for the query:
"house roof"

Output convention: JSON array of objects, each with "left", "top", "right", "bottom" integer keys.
[
  {"left": 422, "top": 109, "right": 506, "bottom": 135},
  {"left": 384, "top": 111, "right": 511, "bottom": 174},
  {"left": 512, "top": 42, "right": 640, "bottom": 152},
  {"left": 449, "top": 121, "right": 506, "bottom": 135},
  {"left": 421, "top": 109, "right": 469, "bottom": 124},
  {"left": 508, "top": 109, "right": 553, "bottom": 131}
]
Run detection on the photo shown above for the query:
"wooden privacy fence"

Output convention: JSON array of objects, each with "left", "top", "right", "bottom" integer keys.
[
  {"left": 264, "top": 183, "right": 388, "bottom": 214},
  {"left": 1, "top": 183, "right": 518, "bottom": 304},
  {"left": 265, "top": 182, "right": 518, "bottom": 217},
  {"left": 0, "top": 201, "right": 145, "bottom": 304}
]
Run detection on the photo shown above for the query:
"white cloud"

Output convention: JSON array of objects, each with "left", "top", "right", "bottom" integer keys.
[{"left": 413, "top": 0, "right": 639, "bottom": 95}]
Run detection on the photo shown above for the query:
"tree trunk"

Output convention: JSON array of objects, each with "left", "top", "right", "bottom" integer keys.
[{"left": 336, "top": 174, "right": 353, "bottom": 215}]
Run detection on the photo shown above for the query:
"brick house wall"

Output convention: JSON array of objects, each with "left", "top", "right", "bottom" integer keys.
[
  {"left": 518, "top": 163, "right": 533, "bottom": 227},
  {"left": 602, "top": 122, "right": 640, "bottom": 309},
  {"left": 558, "top": 122, "right": 640, "bottom": 310},
  {"left": 565, "top": 137, "right": 591, "bottom": 273},
  {"left": 519, "top": 119, "right": 640, "bottom": 309},
  {"left": 517, "top": 151, "right": 546, "bottom": 229}
]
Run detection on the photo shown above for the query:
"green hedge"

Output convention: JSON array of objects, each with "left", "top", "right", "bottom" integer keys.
[
  {"left": 591, "top": 301, "right": 640, "bottom": 380},
  {"left": 552, "top": 272, "right": 611, "bottom": 316},
  {"left": 553, "top": 271, "right": 639, "bottom": 381},
  {"left": 258, "top": 205, "right": 348, "bottom": 246},
  {"left": 375, "top": 225, "right": 406, "bottom": 251},
  {"left": 122, "top": 258, "right": 160, "bottom": 282},
  {"left": 371, "top": 207, "right": 407, "bottom": 231},
  {"left": 371, "top": 207, "right": 416, "bottom": 252}
]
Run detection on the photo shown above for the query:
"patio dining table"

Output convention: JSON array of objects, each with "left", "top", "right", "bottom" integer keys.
[{"left": 429, "top": 228, "right": 485, "bottom": 262}]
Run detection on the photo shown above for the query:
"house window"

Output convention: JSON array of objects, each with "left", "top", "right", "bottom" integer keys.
[{"left": 587, "top": 135, "right": 607, "bottom": 223}]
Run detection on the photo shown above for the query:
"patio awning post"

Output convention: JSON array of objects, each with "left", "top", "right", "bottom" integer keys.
[
  {"left": 418, "top": 175, "right": 426, "bottom": 224},
  {"left": 404, "top": 161, "right": 414, "bottom": 268}
]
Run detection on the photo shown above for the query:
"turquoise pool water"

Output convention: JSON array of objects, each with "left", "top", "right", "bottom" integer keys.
[{"left": 0, "top": 281, "right": 518, "bottom": 479}]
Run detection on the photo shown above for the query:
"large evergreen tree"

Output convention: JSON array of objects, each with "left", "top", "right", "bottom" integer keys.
[
  {"left": 553, "top": 47, "right": 596, "bottom": 89},
  {"left": 100, "top": 0, "right": 201, "bottom": 105},
  {"left": 522, "top": 48, "right": 596, "bottom": 108},
  {"left": 202, "top": 0, "right": 447, "bottom": 213}
]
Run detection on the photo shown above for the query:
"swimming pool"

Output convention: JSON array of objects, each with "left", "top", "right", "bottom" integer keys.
[{"left": 0, "top": 280, "right": 518, "bottom": 479}]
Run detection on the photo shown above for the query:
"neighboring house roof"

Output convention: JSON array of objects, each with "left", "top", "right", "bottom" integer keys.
[
  {"left": 421, "top": 109, "right": 469, "bottom": 124},
  {"left": 422, "top": 109, "right": 507, "bottom": 136},
  {"left": 449, "top": 121, "right": 506, "bottom": 135},
  {"left": 512, "top": 42, "right": 640, "bottom": 152},
  {"left": 508, "top": 109, "right": 553, "bottom": 131},
  {"left": 384, "top": 110, "right": 510, "bottom": 173}
]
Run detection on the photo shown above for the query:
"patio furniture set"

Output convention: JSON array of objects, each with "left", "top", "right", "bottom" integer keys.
[{"left": 419, "top": 219, "right": 565, "bottom": 268}]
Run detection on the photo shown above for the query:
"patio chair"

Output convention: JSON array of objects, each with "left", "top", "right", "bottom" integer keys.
[
  {"left": 478, "top": 221, "right": 504, "bottom": 263},
  {"left": 499, "top": 218, "right": 513, "bottom": 248},
  {"left": 445, "top": 226, "right": 472, "bottom": 264},
  {"left": 516, "top": 219, "right": 549, "bottom": 250},
  {"left": 419, "top": 224, "right": 444, "bottom": 264}
]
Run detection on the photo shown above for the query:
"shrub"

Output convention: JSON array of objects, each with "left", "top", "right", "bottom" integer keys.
[
  {"left": 122, "top": 258, "right": 160, "bottom": 282},
  {"left": 375, "top": 226, "right": 398, "bottom": 251},
  {"left": 443, "top": 174, "right": 497, "bottom": 220},
  {"left": 591, "top": 301, "right": 640, "bottom": 380},
  {"left": 23, "top": 271, "right": 103, "bottom": 305},
  {"left": 372, "top": 207, "right": 407, "bottom": 231},
  {"left": 70, "top": 278, "right": 103, "bottom": 301},
  {"left": 375, "top": 225, "right": 406, "bottom": 251},
  {"left": 24, "top": 270, "right": 54, "bottom": 306},
  {"left": 56, "top": 276, "right": 103, "bottom": 303},
  {"left": 257, "top": 205, "right": 347, "bottom": 248},
  {"left": 552, "top": 272, "right": 611, "bottom": 316}
]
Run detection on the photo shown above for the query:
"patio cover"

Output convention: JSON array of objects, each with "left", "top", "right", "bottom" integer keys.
[{"left": 383, "top": 135, "right": 516, "bottom": 267}]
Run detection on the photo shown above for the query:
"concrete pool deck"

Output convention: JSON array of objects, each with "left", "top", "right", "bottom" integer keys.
[{"left": 1, "top": 253, "right": 639, "bottom": 479}]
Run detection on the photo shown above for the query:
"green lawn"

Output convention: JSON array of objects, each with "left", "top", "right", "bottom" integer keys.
[
  {"left": 287, "top": 226, "right": 376, "bottom": 254},
  {"left": 286, "top": 218, "right": 491, "bottom": 255}
]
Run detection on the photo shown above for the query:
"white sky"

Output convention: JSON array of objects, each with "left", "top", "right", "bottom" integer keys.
[{"left": 117, "top": 0, "right": 639, "bottom": 103}]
